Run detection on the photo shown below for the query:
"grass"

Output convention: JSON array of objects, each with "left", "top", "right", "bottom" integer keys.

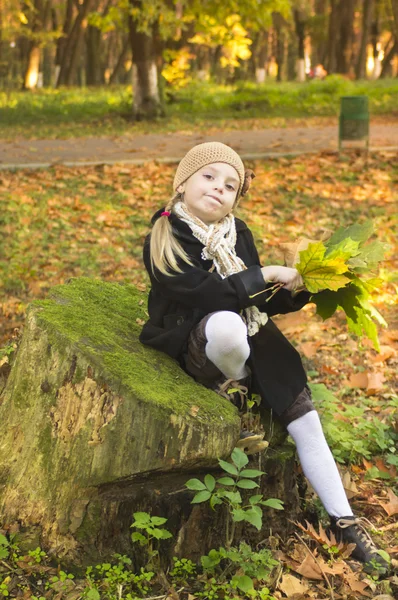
[{"left": 1, "top": 77, "right": 398, "bottom": 139}]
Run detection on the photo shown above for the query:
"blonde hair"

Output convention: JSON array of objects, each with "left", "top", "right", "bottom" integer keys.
[
  {"left": 150, "top": 193, "right": 194, "bottom": 276},
  {"left": 150, "top": 142, "right": 249, "bottom": 277}
]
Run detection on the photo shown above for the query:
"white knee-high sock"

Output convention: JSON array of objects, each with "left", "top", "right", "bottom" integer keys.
[
  {"left": 287, "top": 410, "right": 353, "bottom": 518},
  {"left": 205, "top": 311, "right": 250, "bottom": 380}
]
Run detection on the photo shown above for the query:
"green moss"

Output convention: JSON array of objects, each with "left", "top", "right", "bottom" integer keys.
[{"left": 32, "top": 278, "right": 237, "bottom": 426}]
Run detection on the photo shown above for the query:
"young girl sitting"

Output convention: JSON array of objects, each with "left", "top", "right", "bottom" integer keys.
[{"left": 139, "top": 142, "right": 388, "bottom": 573}]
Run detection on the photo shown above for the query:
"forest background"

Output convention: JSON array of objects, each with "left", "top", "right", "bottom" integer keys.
[{"left": 1, "top": 0, "right": 398, "bottom": 120}]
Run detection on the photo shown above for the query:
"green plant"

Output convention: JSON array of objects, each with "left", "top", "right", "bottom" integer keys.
[
  {"left": 185, "top": 447, "right": 283, "bottom": 548},
  {"left": 84, "top": 555, "right": 154, "bottom": 599},
  {"left": 169, "top": 556, "right": 196, "bottom": 584},
  {"left": 131, "top": 512, "right": 172, "bottom": 573},
  {"left": 201, "top": 542, "right": 279, "bottom": 597},
  {"left": 0, "top": 535, "right": 9, "bottom": 560},
  {"left": 310, "top": 384, "right": 398, "bottom": 465},
  {"left": 0, "top": 578, "right": 10, "bottom": 598},
  {"left": 27, "top": 547, "right": 46, "bottom": 564}
]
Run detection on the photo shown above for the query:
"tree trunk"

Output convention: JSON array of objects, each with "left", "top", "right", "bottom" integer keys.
[
  {"left": 54, "top": 0, "right": 74, "bottom": 85},
  {"left": 57, "top": 0, "right": 93, "bottom": 87},
  {"left": 391, "top": 0, "right": 398, "bottom": 39},
  {"left": 273, "top": 12, "right": 286, "bottom": 81},
  {"left": 22, "top": 0, "right": 52, "bottom": 90},
  {"left": 380, "top": 39, "right": 398, "bottom": 77},
  {"left": 129, "top": 1, "right": 163, "bottom": 120},
  {"left": 109, "top": 36, "right": 131, "bottom": 85},
  {"left": 254, "top": 30, "right": 269, "bottom": 83},
  {"left": 294, "top": 9, "right": 306, "bottom": 82},
  {"left": 335, "top": 0, "right": 356, "bottom": 75},
  {"left": 312, "top": 0, "right": 328, "bottom": 67},
  {"left": 355, "top": 0, "right": 374, "bottom": 79},
  {"left": 0, "top": 278, "right": 300, "bottom": 566},
  {"left": 86, "top": 25, "right": 104, "bottom": 85},
  {"left": 23, "top": 46, "right": 41, "bottom": 89},
  {"left": 326, "top": 0, "right": 338, "bottom": 73}
]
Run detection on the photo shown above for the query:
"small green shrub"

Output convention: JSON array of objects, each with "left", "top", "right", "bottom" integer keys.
[{"left": 309, "top": 383, "right": 397, "bottom": 466}]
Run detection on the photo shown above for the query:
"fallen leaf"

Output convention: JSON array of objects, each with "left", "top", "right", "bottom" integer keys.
[
  {"left": 379, "top": 488, "right": 398, "bottom": 517},
  {"left": 295, "top": 552, "right": 324, "bottom": 580},
  {"left": 278, "top": 573, "right": 310, "bottom": 595},
  {"left": 366, "top": 371, "right": 385, "bottom": 394},
  {"left": 373, "top": 345, "right": 397, "bottom": 363},
  {"left": 342, "top": 470, "right": 359, "bottom": 499},
  {"left": 348, "top": 372, "right": 368, "bottom": 388},
  {"left": 299, "top": 341, "right": 320, "bottom": 359},
  {"left": 344, "top": 571, "right": 372, "bottom": 595},
  {"left": 190, "top": 405, "right": 199, "bottom": 417},
  {"left": 347, "top": 371, "right": 385, "bottom": 394}
]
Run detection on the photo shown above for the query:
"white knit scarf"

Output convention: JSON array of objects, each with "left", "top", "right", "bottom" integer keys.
[{"left": 173, "top": 201, "right": 268, "bottom": 336}]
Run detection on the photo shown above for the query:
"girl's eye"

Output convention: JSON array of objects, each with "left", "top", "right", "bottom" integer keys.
[
  {"left": 226, "top": 184, "right": 235, "bottom": 191},
  {"left": 204, "top": 173, "right": 213, "bottom": 180}
]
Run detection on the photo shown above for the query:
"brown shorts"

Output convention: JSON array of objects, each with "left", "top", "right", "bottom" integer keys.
[
  {"left": 183, "top": 312, "right": 223, "bottom": 388},
  {"left": 183, "top": 312, "right": 315, "bottom": 426}
]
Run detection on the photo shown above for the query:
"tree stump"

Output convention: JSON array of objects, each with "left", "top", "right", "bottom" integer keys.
[{"left": 0, "top": 278, "right": 300, "bottom": 566}]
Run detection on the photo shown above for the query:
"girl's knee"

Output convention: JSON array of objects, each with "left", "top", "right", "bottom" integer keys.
[{"left": 205, "top": 311, "right": 248, "bottom": 347}]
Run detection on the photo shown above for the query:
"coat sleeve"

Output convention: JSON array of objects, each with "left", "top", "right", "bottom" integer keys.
[
  {"left": 143, "top": 239, "right": 275, "bottom": 314},
  {"left": 243, "top": 227, "right": 312, "bottom": 316}
]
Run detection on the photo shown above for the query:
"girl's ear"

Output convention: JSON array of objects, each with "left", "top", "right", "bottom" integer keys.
[{"left": 177, "top": 183, "right": 185, "bottom": 193}]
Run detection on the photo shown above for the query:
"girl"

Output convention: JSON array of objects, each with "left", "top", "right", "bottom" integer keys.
[{"left": 140, "top": 142, "right": 387, "bottom": 573}]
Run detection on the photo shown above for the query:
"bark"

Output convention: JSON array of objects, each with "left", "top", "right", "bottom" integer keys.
[
  {"left": 54, "top": 0, "right": 74, "bottom": 84},
  {"left": 326, "top": 0, "right": 338, "bottom": 73},
  {"left": 391, "top": 0, "right": 398, "bottom": 38},
  {"left": 380, "top": 38, "right": 398, "bottom": 77},
  {"left": 355, "top": 0, "right": 374, "bottom": 79},
  {"left": 252, "top": 30, "right": 269, "bottom": 83},
  {"left": 0, "top": 278, "right": 300, "bottom": 566},
  {"left": 85, "top": 0, "right": 112, "bottom": 85},
  {"left": 108, "top": 36, "right": 131, "bottom": 85},
  {"left": 294, "top": 9, "right": 306, "bottom": 82},
  {"left": 86, "top": 25, "right": 104, "bottom": 85},
  {"left": 312, "top": 0, "right": 328, "bottom": 66},
  {"left": 128, "top": 1, "right": 163, "bottom": 120},
  {"left": 273, "top": 12, "right": 286, "bottom": 82},
  {"left": 22, "top": 0, "right": 52, "bottom": 90},
  {"left": 57, "top": 0, "right": 93, "bottom": 87},
  {"left": 326, "top": 0, "right": 356, "bottom": 75},
  {"left": 335, "top": 0, "right": 356, "bottom": 75}
]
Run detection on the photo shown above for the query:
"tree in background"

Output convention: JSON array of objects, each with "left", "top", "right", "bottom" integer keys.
[{"left": 1, "top": 0, "right": 397, "bottom": 118}]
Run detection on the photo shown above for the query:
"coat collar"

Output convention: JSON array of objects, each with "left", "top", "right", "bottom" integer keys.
[{"left": 151, "top": 207, "right": 248, "bottom": 244}]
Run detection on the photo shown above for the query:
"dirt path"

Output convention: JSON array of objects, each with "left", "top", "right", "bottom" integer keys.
[{"left": 1, "top": 122, "right": 398, "bottom": 169}]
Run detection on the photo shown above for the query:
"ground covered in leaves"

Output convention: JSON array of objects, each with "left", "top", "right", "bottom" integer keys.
[{"left": 0, "top": 151, "right": 397, "bottom": 599}]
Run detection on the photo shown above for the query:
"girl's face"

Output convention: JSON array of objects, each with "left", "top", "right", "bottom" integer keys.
[{"left": 177, "top": 162, "right": 240, "bottom": 225}]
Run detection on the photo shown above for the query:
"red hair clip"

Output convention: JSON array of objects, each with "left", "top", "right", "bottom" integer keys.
[{"left": 161, "top": 211, "right": 171, "bottom": 217}]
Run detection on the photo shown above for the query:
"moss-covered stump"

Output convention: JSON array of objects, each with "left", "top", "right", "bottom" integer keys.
[{"left": 0, "top": 278, "right": 300, "bottom": 565}]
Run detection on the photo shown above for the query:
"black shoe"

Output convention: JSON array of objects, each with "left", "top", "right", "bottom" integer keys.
[{"left": 330, "top": 516, "right": 390, "bottom": 574}]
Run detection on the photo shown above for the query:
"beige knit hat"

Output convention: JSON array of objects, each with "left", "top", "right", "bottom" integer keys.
[{"left": 173, "top": 142, "right": 246, "bottom": 197}]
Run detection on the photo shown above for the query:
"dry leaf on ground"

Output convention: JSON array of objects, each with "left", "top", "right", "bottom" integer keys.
[
  {"left": 342, "top": 470, "right": 359, "bottom": 499},
  {"left": 278, "top": 573, "right": 310, "bottom": 595},
  {"left": 347, "top": 371, "right": 385, "bottom": 394},
  {"left": 379, "top": 488, "right": 398, "bottom": 516}
]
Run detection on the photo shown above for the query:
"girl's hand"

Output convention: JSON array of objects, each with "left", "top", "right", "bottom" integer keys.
[{"left": 261, "top": 265, "right": 303, "bottom": 291}]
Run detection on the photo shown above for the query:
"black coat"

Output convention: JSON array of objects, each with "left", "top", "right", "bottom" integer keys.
[{"left": 139, "top": 209, "right": 312, "bottom": 415}]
